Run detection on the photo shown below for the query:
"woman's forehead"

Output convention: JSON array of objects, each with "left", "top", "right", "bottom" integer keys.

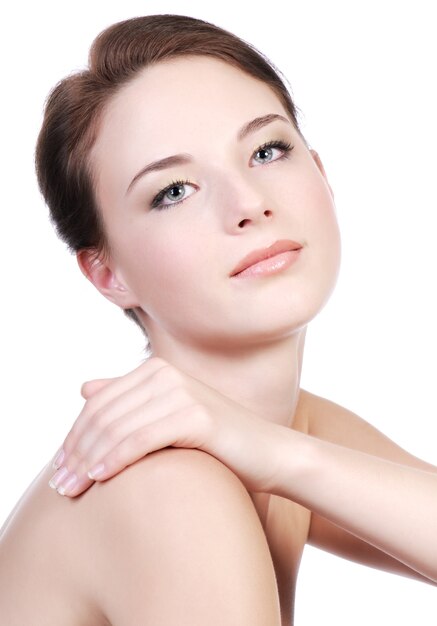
[{"left": 100, "top": 55, "right": 288, "bottom": 139}]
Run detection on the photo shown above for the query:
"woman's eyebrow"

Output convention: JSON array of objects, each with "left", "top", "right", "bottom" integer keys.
[
  {"left": 125, "top": 113, "right": 291, "bottom": 195},
  {"left": 126, "top": 154, "right": 192, "bottom": 195},
  {"left": 237, "top": 113, "right": 290, "bottom": 141}
]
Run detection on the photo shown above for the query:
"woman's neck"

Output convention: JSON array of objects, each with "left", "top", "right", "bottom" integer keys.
[{"left": 149, "top": 327, "right": 306, "bottom": 429}]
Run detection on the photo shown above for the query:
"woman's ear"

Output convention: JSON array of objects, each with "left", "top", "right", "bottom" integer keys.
[
  {"left": 310, "top": 149, "right": 335, "bottom": 200},
  {"left": 76, "top": 249, "right": 140, "bottom": 309}
]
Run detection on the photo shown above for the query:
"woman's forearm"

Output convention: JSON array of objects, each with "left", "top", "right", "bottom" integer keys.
[{"left": 273, "top": 428, "right": 437, "bottom": 583}]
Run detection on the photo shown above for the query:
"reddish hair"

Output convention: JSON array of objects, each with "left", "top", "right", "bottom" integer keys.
[{"left": 35, "top": 14, "right": 306, "bottom": 342}]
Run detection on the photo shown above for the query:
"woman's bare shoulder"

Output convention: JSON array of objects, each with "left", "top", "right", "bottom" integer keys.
[
  {"left": 87, "top": 448, "right": 280, "bottom": 624},
  {"left": 1, "top": 448, "right": 280, "bottom": 626},
  {"left": 300, "top": 388, "right": 437, "bottom": 472},
  {"left": 0, "top": 460, "right": 108, "bottom": 625}
]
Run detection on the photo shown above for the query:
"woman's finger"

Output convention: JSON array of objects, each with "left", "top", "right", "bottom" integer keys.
[
  {"left": 50, "top": 388, "right": 194, "bottom": 492},
  {"left": 79, "top": 356, "right": 164, "bottom": 399},
  {"left": 86, "top": 404, "right": 213, "bottom": 482},
  {"left": 49, "top": 406, "right": 199, "bottom": 497},
  {"left": 60, "top": 357, "right": 168, "bottom": 461},
  {"left": 81, "top": 378, "right": 115, "bottom": 399},
  {"left": 49, "top": 469, "right": 94, "bottom": 498}
]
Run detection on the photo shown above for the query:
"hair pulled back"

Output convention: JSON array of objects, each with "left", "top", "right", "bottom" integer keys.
[{"left": 35, "top": 14, "right": 305, "bottom": 339}]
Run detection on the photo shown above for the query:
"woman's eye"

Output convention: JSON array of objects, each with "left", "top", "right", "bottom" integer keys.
[
  {"left": 251, "top": 140, "right": 293, "bottom": 166},
  {"left": 151, "top": 179, "right": 197, "bottom": 210}
]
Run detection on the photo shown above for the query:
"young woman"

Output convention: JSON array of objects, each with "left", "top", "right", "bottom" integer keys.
[{"left": 0, "top": 14, "right": 436, "bottom": 626}]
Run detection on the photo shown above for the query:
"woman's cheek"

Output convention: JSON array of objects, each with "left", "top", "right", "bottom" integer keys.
[
  {"left": 302, "top": 179, "right": 342, "bottom": 294},
  {"left": 134, "top": 237, "right": 198, "bottom": 305}
]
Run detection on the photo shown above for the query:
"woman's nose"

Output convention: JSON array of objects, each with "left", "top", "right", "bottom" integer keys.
[
  {"left": 236, "top": 208, "right": 273, "bottom": 230},
  {"left": 218, "top": 173, "right": 274, "bottom": 233}
]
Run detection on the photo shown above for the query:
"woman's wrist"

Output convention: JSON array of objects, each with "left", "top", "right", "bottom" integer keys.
[{"left": 269, "top": 426, "right": 318, "bottom": 500}]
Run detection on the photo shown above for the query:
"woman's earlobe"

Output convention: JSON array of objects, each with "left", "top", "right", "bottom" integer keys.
[{"left": 76, "top": 250, "right": 137, "bottom": 307}]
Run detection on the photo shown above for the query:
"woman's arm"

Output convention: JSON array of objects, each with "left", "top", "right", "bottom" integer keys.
[
  {"left": 273, "top": 401, "right": 437, "bottom": 583},
  {"left": 302, "top": 391, "right": 437, "bottom": 585}
]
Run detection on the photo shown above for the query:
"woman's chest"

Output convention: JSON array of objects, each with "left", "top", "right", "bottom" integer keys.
[{"left": 252, "top": 492, "right": 311, "bottom": 625}]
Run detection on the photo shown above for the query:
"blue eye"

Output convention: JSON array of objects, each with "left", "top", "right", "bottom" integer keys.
[
  {"left": 150, "top": 140, "right": 293, "bottom": 211},
  {"left": 151, "top": 179, "right": 197, "bottom": 210},
  {"left": 251, "top": 140, "right": 293, "bottom": 165}
]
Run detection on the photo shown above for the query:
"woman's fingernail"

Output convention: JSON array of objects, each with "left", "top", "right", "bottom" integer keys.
[
  {"left": 48, "top": 466, "right": 69, "bottom": 490},
  {"left": 57, "top": 473, "right": 78, "bottom": 496},
  {"left": 88, "top": 463, "right": 105, "bottom": 480},
  {"left": 52, "top": 448, "right": 65, "bottom": 470}
]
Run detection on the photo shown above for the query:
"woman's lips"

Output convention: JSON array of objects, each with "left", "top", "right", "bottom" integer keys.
[
  {"left": 230, "top": 239, "right": 303, "bottom": 277},
  {"left": 231, "top": 249, "right": 301, "bottom": 278}
]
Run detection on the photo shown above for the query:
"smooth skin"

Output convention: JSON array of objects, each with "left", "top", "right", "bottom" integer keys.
[
  {"left": 0, "top": 448, "right": 285, "bottom": 625},
  {"left": 1, "top": 56, "right": 436, "bottom": 625},
  {"left": 52, "top": 357, "right": 437, "bottom": 583}
]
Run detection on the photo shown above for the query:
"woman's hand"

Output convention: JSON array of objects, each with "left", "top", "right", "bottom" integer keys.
[{"left": 48, "top": 357, "right": 285, "bottom": 498}]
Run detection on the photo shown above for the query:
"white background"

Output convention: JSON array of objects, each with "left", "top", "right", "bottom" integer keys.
[{"left": 1, "top": 1, "right": 436, "bottom": 623}]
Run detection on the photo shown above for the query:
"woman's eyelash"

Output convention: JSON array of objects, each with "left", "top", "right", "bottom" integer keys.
[
  {"left": 150, "top": 139, "right": 294, "bottom": 210},
  {"left": 151, "top": 178, "right": 193, "bottom": 209},
  {"left": 254, "top": 139, "right": 293, "bottom": 160}
]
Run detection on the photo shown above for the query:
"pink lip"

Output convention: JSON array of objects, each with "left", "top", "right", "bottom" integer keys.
[{"left": 230, "top": 239, "right": 303, "bottom": 277}]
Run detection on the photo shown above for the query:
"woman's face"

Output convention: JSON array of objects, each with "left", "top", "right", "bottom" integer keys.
[{"left": 88, "top": 56, "right": 341, "bottom": 352}]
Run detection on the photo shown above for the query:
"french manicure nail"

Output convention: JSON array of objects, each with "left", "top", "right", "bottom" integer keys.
[
  {"left": 48, "top": 466, "right": 69, "bottom": 490},
  {"left": 88, "top": 463, "right": 105, "bottom": 480},
  {"left": 57, "top": 473, "right": 78, "bottom": 496}
]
